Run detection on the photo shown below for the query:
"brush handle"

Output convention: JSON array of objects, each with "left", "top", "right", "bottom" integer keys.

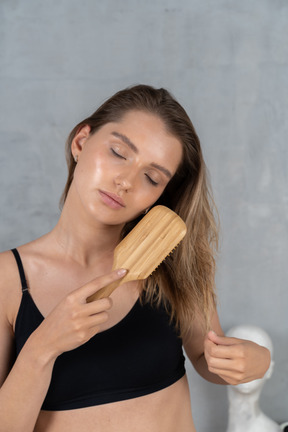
[{"left": 86, "top": 279, "right": 123, "bottom": 302}]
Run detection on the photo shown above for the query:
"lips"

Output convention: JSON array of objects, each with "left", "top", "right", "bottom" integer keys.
[{"left": 99, "top": 190, "right": 125, "bottom": 208}]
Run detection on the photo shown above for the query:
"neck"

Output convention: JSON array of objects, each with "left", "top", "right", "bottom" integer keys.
[
  {"left": 227, "top": 387, "right": 261, "bottom": 428},
  {"left": 50, "top": 200, "right": 124, "bottom": 268}
]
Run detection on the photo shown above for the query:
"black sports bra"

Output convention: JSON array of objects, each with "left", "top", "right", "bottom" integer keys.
[{"left": 12, "top": 248, "right": 186, "bottom": 411}]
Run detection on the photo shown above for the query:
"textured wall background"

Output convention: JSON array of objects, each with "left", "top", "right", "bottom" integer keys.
[{"left": 0, "top": 0, "right": 287, "bottom": 430}]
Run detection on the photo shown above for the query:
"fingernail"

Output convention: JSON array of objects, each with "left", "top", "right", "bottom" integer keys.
[{"left": 117, "top": 268, "right": 127, "bottom": 276}]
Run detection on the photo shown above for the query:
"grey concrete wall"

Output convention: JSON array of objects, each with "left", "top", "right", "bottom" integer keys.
[{"left": 0, "top": 0, "right": 287, "bottom": 429}]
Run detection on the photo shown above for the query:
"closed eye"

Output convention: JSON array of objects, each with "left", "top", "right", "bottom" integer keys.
[
  {"left": 111, "top": 148, "right": 126, "bottom": 160},
  {"left": 145, "top": 174, "right": 158, "bottom": 186}
]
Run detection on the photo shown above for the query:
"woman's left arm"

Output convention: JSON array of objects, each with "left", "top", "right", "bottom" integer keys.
[{"left": 183, "top": 309, "right": 271, "bottom": 385}]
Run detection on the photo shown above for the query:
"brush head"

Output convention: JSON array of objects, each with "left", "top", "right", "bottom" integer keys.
[
  {"left": 113, "top": 205, "right": 187, "bottom": 279},
  {"left": 87, "top": 205, "right": 187, "bottom": 301}
]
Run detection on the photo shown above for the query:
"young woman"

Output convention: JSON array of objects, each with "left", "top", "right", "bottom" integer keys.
[{"left": 0, "top": 85, "right": 270, "bottom": 432}]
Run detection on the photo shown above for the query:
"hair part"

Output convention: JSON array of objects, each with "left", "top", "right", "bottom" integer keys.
[{"left": 60, "top": 84, "right": 219, "bottom": 337}]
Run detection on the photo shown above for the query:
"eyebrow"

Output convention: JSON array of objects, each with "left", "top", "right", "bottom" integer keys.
[
  {"left": 111, "top": 131, "right": 138, "bottom": 154},
  {"left": 151, "top": 163, "right": 172, "bottom": 179},
  {"left": 111, "top": 131, "right": 172, "bottom": 179}
]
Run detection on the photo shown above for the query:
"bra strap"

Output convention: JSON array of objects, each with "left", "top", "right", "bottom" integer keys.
[{"left": 11, "top": 248, "right": 29, "bottom": 292}]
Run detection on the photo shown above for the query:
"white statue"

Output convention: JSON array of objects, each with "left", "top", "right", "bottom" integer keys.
[{"left": 226, "top": 325, "right": 281, "bottom": 432}]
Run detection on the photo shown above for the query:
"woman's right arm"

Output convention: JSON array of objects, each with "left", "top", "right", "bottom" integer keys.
[{"left": 0, "top": 254, "right": 126, "bottom": 432}]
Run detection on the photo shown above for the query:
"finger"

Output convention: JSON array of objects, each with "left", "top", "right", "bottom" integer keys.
[
  {"left": 83, "top": 297, "right": 113, "bottom": 316},
  {"left": 74, "top": 268, "right": 127, "bottom": 301},
  {"left": 78, "top": 313, "right": 111, "bottom": 343},
  {"left": 208, "top": 331, "right": 241, "bottom": 346},
  {"left": 208, "top": 368, "right": 245, "bottom": 385},
  {"left": 206, "top": 357, "right": 240, "bottom": 373},
  {"left": 86, "top": 311, "right": 110, "bottom": 329},
  {"left": 205, "top": 339, "right": 241, "bottom": 360}
]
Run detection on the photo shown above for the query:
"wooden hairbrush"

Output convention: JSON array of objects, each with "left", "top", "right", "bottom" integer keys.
[{"left": 87, "top": 205, "right": 187, "bottom": 302}]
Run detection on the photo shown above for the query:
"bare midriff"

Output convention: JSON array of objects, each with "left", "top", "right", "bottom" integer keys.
[{"left": 34, "top": 375, "right": 196, "bottom": 432}]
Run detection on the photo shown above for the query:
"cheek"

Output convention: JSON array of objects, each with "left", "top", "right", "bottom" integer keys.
[
  {"left": 139, "top": 186, "right": 166, "bottom": 209},
  {"left": 80, "top": 149, "right": 109, "bottom": 183},
  {"left": 91, "top": 160, "right": 106, "bottom": 182},
  {"left": 235, "top": 379, "right": 262, "bottom": 394}
]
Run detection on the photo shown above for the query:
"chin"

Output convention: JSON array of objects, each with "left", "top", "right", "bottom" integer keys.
[{"left": 234, "top": 379, "right": 263, "bottom": 394}]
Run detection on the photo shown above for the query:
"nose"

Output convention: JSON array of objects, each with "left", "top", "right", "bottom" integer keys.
[{"left": 114, "top": 171, "right": 133, "bottom": 192}]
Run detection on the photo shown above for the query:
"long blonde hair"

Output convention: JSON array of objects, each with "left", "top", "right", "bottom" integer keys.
[{"left": 61, "top": 85, "right": 219, "bottom": 337}]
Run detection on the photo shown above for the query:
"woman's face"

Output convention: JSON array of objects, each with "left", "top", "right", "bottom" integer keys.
[{"left": 70, "top": 110, "right": 183, "bottom": 227}]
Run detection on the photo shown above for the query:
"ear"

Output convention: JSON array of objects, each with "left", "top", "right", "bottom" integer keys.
[
  {"left": 265, "top": 359, "right": 274, "bottom": 380},
  {"left": 71, "top": 124, "right": 91, "bottom": 159}
]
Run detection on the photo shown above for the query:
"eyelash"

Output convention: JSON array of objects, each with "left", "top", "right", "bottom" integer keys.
[
  {"left": 145, "top": 174, "right": 158, "bottom": 186},
  {"left": 111, "top": 148, "right": 126, "bottom": 159},
  {"left": 111, "top": 148, "right": 158, "bottom": 186}
]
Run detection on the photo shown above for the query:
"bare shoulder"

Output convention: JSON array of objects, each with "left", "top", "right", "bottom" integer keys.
[
  {"left": 0, "top": 235, "right": 55, "bottom": 325},
  {"left": 0, "top": 249, "right": 23, "bottom": 328},
  {"left": 0, "top": 249, "right": 22, "bottom": 293}
]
